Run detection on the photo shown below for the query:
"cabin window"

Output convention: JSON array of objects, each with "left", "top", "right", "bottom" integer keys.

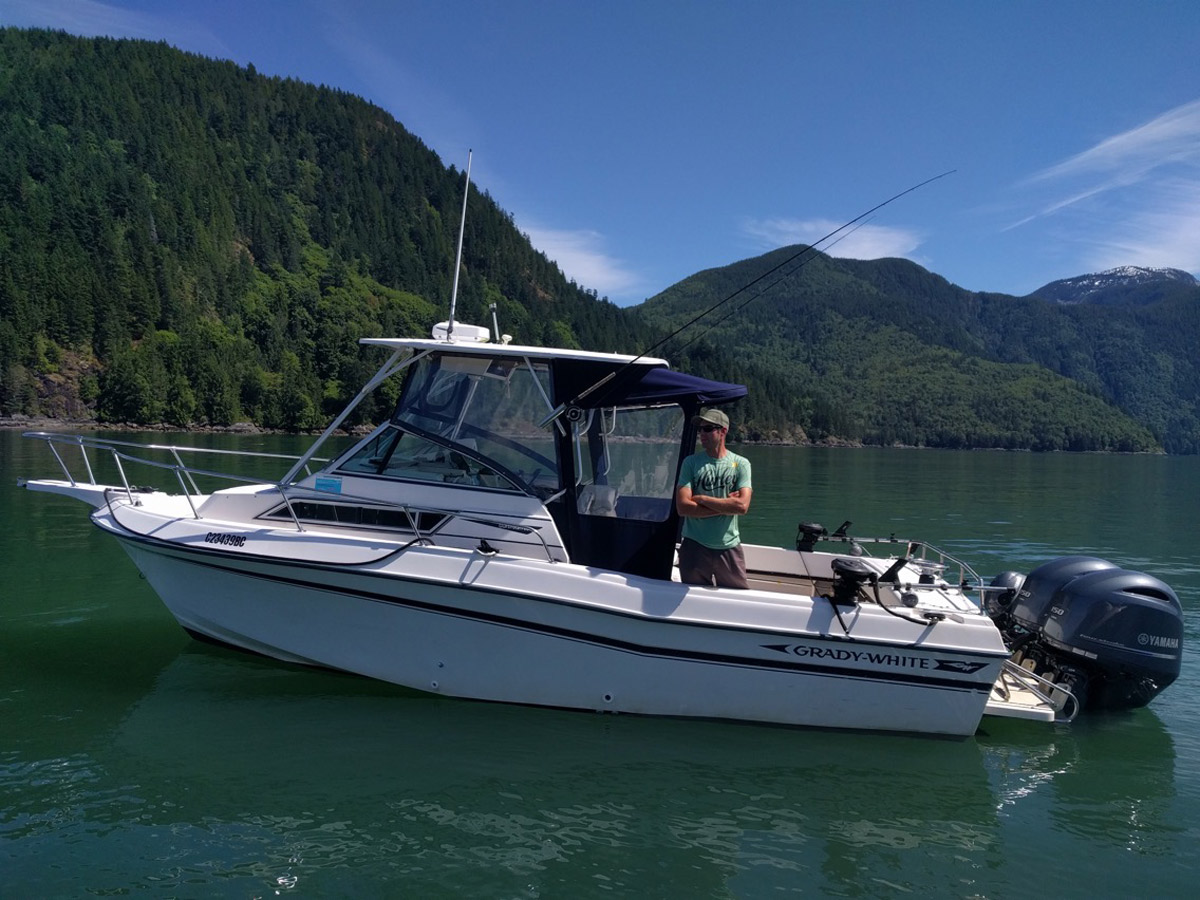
[
  {"left": 261, "top": 500, "right": 447, "bottom": 533},
  {"left": 574, "top": 405, "right": 683, "bottom": 521}
]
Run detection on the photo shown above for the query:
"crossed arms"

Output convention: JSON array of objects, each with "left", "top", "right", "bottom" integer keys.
[{"left": 675, "top": 485, "right": 753, "bottom": 519}]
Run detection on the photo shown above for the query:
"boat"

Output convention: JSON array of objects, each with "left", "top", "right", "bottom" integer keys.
[
  {"left": 19, "top": 317, "right": 1184, "bottom": 737},
  {"left": 17, "top": 155, "right": 1183, "bottom": 737}
]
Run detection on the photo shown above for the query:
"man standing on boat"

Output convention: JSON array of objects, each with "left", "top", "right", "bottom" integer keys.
[{"left": 675, "top": 408, "right": 753, "bottom": 589}]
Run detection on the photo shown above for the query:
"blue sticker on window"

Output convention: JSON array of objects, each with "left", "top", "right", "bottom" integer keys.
[{"left": 314, "top": 475, "right": 343, "bottom": 494}]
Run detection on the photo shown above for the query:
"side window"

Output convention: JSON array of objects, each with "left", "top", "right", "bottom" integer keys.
[{"left": 574, "top": 406, "right": 684, "bottom": 521}]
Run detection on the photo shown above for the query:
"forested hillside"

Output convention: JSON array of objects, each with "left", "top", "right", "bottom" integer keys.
[
  {"left": 2, "top": 29, "right": 1195, "bottom": 452},
  {"left": 836, "top": 257, "right": 1200, "bottom": 453},
  {"left": 641, "top": 251, "right": 1200, "bottom": 453},
  {"left": 0, "top": 28, "right": 643, "bottom": 430}
]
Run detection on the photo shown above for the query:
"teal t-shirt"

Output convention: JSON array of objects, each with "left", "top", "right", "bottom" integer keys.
[{"left": 677, "top": 450, "right": 752, "bottom": 550}]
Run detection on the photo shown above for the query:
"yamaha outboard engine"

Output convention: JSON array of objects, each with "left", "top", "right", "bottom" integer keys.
[
  {"left": 989, "top": 556, "right": 1184, "bottom": 712},
  {"left": 1010, "top": 556, "right": 1118, "bottom": 628},
  {"left": 984, "top": 570, "right": 1026, "bottom": 625}
]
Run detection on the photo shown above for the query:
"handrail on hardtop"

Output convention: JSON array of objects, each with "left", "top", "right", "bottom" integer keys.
[{"left": 22, "top": 430, "right": 559, "bottom": 563}]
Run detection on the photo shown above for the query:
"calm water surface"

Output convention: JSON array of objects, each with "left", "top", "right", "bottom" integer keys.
[{"left": 3, "top": 430, "right": 1198, "bottom": 897}]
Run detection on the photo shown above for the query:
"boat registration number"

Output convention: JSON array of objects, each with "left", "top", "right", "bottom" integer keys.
[{"left": 205, "top": 531, "right": 247, "bottom": 548}]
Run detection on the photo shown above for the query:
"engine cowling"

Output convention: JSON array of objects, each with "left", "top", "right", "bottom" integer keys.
[
  {"left": 1009, "top": 556, "right": 1117, "bottom": 630},
  {"left": 991, "top": 556, "right": 1184, "bottom": 712},
  {"left": 1041, "top": 567, "right": 1183, "bottom": 707}
]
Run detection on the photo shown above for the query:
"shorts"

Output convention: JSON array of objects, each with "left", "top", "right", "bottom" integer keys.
[{"left": 678, "top": 538, "right": 749, "bottom": 589}]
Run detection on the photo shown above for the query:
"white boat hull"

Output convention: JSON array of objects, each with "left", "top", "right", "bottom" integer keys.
[{"left": 100, "top": 507, "right": 1004, "bottom": 738}]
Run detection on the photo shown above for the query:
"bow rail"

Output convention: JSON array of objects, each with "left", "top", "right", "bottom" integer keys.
[{"left": 21, "top": 431, "right": 556, "bottom": 562}]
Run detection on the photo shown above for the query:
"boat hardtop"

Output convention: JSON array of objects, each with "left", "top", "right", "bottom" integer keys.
[{"left": 361, "top": 332, "right": 668, "bottom": 365}]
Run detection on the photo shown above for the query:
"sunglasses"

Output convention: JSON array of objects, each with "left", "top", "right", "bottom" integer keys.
[{"left": 698, "top": 424, "right": 723, "bottom": 433}]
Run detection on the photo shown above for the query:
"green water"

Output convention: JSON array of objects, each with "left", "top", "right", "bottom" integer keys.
[{"left": 3, "top": 430, "right": 1198, "bottom": 897}]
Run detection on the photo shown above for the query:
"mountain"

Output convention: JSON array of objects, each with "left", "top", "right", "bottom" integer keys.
[
  {"left": 637, "top": 252, "right": 1200, "bottom": 453},
  {"left": 0, "top": 27, "right": 640, "bottom": 430},
  {"left": 1031, "top": 266, "right": 1200, "bottom": 306},
  {"left": 1, "top": 28, "right": 1197, "bottom": 453}
]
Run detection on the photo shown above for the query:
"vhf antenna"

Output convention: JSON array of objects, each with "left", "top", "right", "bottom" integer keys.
[{"left": 445, "top": 149, "right": 473, "bottom": 340}]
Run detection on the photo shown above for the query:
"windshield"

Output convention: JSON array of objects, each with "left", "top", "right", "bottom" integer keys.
[{"left": 338, "top": 353, "right": 560, "bottom": 497}]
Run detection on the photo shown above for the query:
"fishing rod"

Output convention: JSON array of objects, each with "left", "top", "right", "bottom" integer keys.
[{"left": 538, "top": 169, "right": 955, "bottom": 427}]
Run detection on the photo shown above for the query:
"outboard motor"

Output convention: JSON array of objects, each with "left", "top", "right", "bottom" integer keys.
[
  {"left": 985, "top": 570, "right": 1026, "bottom": 624},
  {"left": 1009, "top": 556, "right": 1117, "bottom": 630},
  {"left": 989, "top": 556, "right": 1184, "bottom": 712}
]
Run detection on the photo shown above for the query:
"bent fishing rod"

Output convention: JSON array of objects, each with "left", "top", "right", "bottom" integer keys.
[{"left": 538, "top": 169, "right": 955, "bottom": 427}]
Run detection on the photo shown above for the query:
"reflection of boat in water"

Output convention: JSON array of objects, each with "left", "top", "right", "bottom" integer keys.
[
  {"left": 20, "top": 315, "right": 1185, "bottom": 736},
  {"left": 99, "top": 646, "right": 1002, "bottom": 895},
  {"left": 113, "top": 646, "right": 998, "bottom": 804},
  {"left": 978, "top": 709, "right": 1178, "bottom": 855},
  {"left": 12, "top": 641, "right": 1184, "bottom": 897}
]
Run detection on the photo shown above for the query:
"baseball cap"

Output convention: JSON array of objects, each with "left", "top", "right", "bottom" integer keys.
[{"left": 692, "top": 408, "right": 729, "bottom": 429}]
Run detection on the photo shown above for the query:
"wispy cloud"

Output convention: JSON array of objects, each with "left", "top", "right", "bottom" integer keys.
[
  {"left": 1, "top": 0, "right": 231, "bottom": 56},
  {"left": 1006, "top": 98, "right": 1200, "bottom": 275},
  {"left": 1081, "top": 178, "right": 1200, "bottom": 273},
  {"left": 521, "top": 224, "right": 646, "bottom": 303},
  {"left": 739, "top": 217, "right": 924, "bottom": 260},
  {"left": 318, "top": 14, "right": 475, "bottom": 165},
  {"left": 1025, "top": 99, "right": 1200, "bottom": 187}
]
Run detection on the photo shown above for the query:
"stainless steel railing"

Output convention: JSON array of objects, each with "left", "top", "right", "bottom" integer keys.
[{"left": 22, "top": 431, "right": 558, "bottom": 562}]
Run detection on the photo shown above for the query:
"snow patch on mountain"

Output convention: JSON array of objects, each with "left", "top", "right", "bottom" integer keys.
[{"left": 1032, "top": 267, "right": 1198, "bottom": 304}]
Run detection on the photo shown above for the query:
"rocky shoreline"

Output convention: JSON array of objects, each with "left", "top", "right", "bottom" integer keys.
[
  {"left": 3, "top": 413, "right": 846, "bottom": 447},
  {"left": 1, "top": 414, "right": 281, "bottom": 435}
]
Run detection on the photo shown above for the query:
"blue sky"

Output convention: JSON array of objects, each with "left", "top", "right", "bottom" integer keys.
[{"left": 3, "top": 0, "right": 1199, "bottom": 306}]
